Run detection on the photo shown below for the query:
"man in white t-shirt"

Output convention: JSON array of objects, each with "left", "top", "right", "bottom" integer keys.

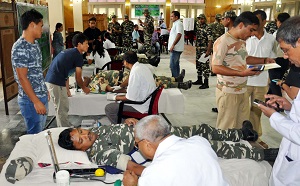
[
  {"left": 122, "top": 115, "right": 228, "bottom": 186},
  {"left": 105, "top": 51, "right": 156, "bottom": 124},
  {"left": 246, "top": 10, "right": 277, "bottom": 148},
  {"left": 168, "top": 11, "right": 184, "bottom": 77}
]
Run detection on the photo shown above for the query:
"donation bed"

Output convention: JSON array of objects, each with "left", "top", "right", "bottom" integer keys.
[{"left": 0, "top": 128, "right": 272, "bottom": 186}]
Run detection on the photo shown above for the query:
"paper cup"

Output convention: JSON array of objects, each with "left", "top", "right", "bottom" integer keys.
[{"left": 56, "top": 170, "right": 70, "bottom": 186}]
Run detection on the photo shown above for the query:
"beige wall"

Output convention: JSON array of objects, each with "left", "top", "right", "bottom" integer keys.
[{"left": 48, "top": 0, "right": 65, "bottom": 39}]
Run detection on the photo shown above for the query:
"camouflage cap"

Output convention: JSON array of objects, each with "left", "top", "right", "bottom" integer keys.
[
  {"left": 5, "top": 157, "right": 33, "bottom": 184},
  {"left": 222, "top": 10, "right": 237, "bottom": 18},
  {"left": 197, "top": 14, "right": 206, "bottom": 19},
  {"left": 111, "top": 15, "right": 117, "bottom": 18},
  {"left": 143, "top": 9, "right": 150, "bottom": 14},
  {"left": 124, "top": 14, "right": 129, "bottom": 19},
  {"left": 215, "top": 14, "right": 222, "bottom": 19}
]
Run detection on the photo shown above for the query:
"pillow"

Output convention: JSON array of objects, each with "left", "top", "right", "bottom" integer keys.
[{"left": 32, "top": 127, "right": 91, "bottom": 167}]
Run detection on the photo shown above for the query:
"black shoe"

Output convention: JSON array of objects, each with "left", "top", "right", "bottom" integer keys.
[
  {"left": 263, "top": 148, "right": 279, "bottom": 162},
  {"left": 212, "top": 108, "right": 218, "bottom": 113},
  {"left": 211, "top": 73, "right": 217, "bottom": 76},
  {"left": 199, "top": 79, "right": 209, "bottom": 89},
  {"left": 178, "top": 81, "right": 192, "bottom": 90},
  {"left": 176, "top": 69, "right": 185, "bottom": 82},
  {"left": 192, "top": 76, "right": 203, "bottom": 85},
  {"left": 241, "top": 120, "right": 258, "bottom": 142},
  {"left": 192, "top": 79, "right": 203, "bottom": 85}
]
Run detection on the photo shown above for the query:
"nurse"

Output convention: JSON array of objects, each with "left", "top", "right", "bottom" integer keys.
[{"left": 258, "top": 16, "right": 300, "bottom": 186}]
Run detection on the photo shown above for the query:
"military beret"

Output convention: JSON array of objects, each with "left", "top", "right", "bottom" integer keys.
[
  {"left": 124, "top": 14, "right": 129, "bottom": 19},
  {"left": 111, "top": 15, "right": 117, "bottom": 18}
]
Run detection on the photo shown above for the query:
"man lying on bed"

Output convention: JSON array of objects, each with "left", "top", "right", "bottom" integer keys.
[{"left": 58, "top": 116, "right": 278, "bottom": 176}]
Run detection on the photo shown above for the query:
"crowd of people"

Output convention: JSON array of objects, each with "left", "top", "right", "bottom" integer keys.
[{"left": 11, "top": 7, "right": 300, "bottom": 186}]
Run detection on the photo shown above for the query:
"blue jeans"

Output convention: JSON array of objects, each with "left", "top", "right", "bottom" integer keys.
[
  {"left": 18, "top": 95, "right": 48, "bottom": 134},
  {"left": 170, "top": 50, "right": 182, "bottom": 77}
]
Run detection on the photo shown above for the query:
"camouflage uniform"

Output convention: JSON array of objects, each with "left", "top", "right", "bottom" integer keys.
[
  {"left": 121, "top": 20, "right": 134, "bottom": 47},
  {"left": 86, "top": 124, "right": 264, "bottom": 170},
  {"left": 89, "top": 70, "right": 178, "bottom": 89},
  {"left": 142, "top": 15, "right": 154, "bottom": 53},
  {"left": 209, "top": 15, "right": 225, "bottom": 44},
  {"left": 108, "top": 22, "right": 121, "bottom": 46},
  {"left": 112, "top": 52, "right": 156, "bottom": 65},
  {"left": 265, "top": 21, "right": 278, "bottom": 35},
  {"left": 195, "top": 15, "right": 213, "bottom": 79}
]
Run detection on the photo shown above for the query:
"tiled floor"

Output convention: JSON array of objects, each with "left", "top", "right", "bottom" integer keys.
[{"left": 0, "top": 44, "right": 282, "bottom": 172}]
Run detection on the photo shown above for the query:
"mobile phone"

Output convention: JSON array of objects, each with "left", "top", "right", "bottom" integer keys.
[
  {"left": 253, "top": 99, "right": 267, "bottom": 106},
  {"left": 272, "top": 79, "right": 280, "bottom": 83},
  {"left": 254, "top": 99, "right": 281, "bottom": 112},
  {"left": 248, "top": 65, "right": 265, "bottom": 71}
]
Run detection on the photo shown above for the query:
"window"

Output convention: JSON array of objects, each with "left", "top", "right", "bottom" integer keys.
[{"left": 283, "top": 3, "right": 295, "bottom": 16}]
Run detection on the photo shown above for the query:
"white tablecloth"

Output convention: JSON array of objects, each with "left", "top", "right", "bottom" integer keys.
[{"left": 48, "top": 88, "right": 185, "bottom": 116}]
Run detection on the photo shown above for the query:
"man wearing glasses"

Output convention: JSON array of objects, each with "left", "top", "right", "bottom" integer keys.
[
  {"left": 122, "top": 115, "right": 227, "bottom": 186},
  {"left": 58, "top": 116, "right": 278, "bottom": 176}
]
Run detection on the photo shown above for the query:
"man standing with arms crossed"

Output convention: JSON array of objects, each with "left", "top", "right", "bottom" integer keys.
[
  {"left": 12, "top": 9, "right": 48, "bottom": 134},
  {"left": 168, "top": 11, "right": 184, "bottom": 77}
]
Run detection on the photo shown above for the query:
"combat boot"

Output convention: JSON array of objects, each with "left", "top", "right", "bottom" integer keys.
[
  {"left": 241, "top": 120, "right": 258, "bottom": 142},
  {"left": 199, "top": 79, "right": 209, "bottom": 89},
  {"left": 175, "top": 69, "right": 185, "bottom": 82},
  {"left": 192, "top": 76, "right": 203, "bottom": 85},
  {"left": 178, "top": 80, "right": 192, "bottom": 90}
]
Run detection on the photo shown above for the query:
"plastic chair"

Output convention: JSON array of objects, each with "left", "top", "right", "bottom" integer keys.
[
  {"left": 107, "top": 48, "right": 119, "bottom": 57},
  {"left": 95, "top": 60, "right": 124, "bottom": 73},
  {"left": 117, "top": 85, "right": 164, "bottom": 123}
]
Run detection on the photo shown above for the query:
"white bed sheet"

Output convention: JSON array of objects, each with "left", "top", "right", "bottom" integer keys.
[
  {"left": 48, "top": 88, "right": 185, "bottom": 116},
  {"left": 0, "top": 132, "right": 272, "bottom": 186}
]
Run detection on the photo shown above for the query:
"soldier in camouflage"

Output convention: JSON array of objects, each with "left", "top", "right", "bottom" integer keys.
[
  {"left": 121, "top": 15, "right": 134, "bottom": 47},
  {"left": 193, "top": 14, "right": 213, "bottom": 89},
  {"left": 265, "top": 21, "right": 278, "bottom": 35},
  {"left": 58, "top": 116, "right": 277, "bottom": 175},
  {"left": 209, "top": 14, "right": 225, "bottom": 77},
  {"left": 108, "top": 15, "right": 121, "bottom": 46},
  {"left": 221, "top": 10, "right": 237, "bottom": 31},
  {"left": 138, "top": 9, "right": 154, "bottom": 54},
  {"left": 85, "top": 69, "right": 191, "bottom": 90},
  {"left": 210, "top": 14, "right": 225, "bottom": 44}
]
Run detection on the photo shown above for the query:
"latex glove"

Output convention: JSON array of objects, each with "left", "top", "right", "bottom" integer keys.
[
  {"left": 112, "top": 86, "right": 122, "bottom": 92},
  {"left": 107, "top": 93, "right": 117, "bottom": 101}
]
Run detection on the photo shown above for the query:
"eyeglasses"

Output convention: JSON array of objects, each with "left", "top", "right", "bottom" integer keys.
[
  {"left": 281, "top": 45, "right": 292, "bottom": 55},
  {"left": 134, "top": 139, "right": 145, "bottom": 150}
]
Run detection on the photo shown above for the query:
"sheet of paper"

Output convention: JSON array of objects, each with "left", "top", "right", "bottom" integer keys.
[
  {"left": 264, "top": 63, "right": 281, "bottom": 70},
  {"left": 198, "top": 53, "right": 210, "bottom": 63}
]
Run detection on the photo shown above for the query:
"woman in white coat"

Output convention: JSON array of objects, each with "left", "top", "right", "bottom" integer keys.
[{"left": 258, "top": 16, "right": 300, "bottom": 186}]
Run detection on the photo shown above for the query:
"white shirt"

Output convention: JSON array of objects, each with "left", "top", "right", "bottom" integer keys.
[
  {"left": 126, "top": 62, "right": 156, "bottom": 113},
  {"left": 160, "top": 29, "right": 169, "bottom": 36},
  {"left": 246, "top": 30, "right": 276, "bottom": 86},
  {"left": 273, "top": 31, "right": 284, "bottom": 57},
  {"left": 138, "top": 135, "right": 228, "bottom": 186},
  {"left": 269, "top": 91, "right": 300, "bottom": 186},
  {"left": 160, "top": 22, "right": 167, "bottom": 29},
  {"left": 89, "top": 49, "right": 111, "bottom": 71},
  {"left": 103, "top": 39, "right": 116, "bottom": 49},
  {"left": 168, "top": 19, "right": 184, "bottom": 52}
]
